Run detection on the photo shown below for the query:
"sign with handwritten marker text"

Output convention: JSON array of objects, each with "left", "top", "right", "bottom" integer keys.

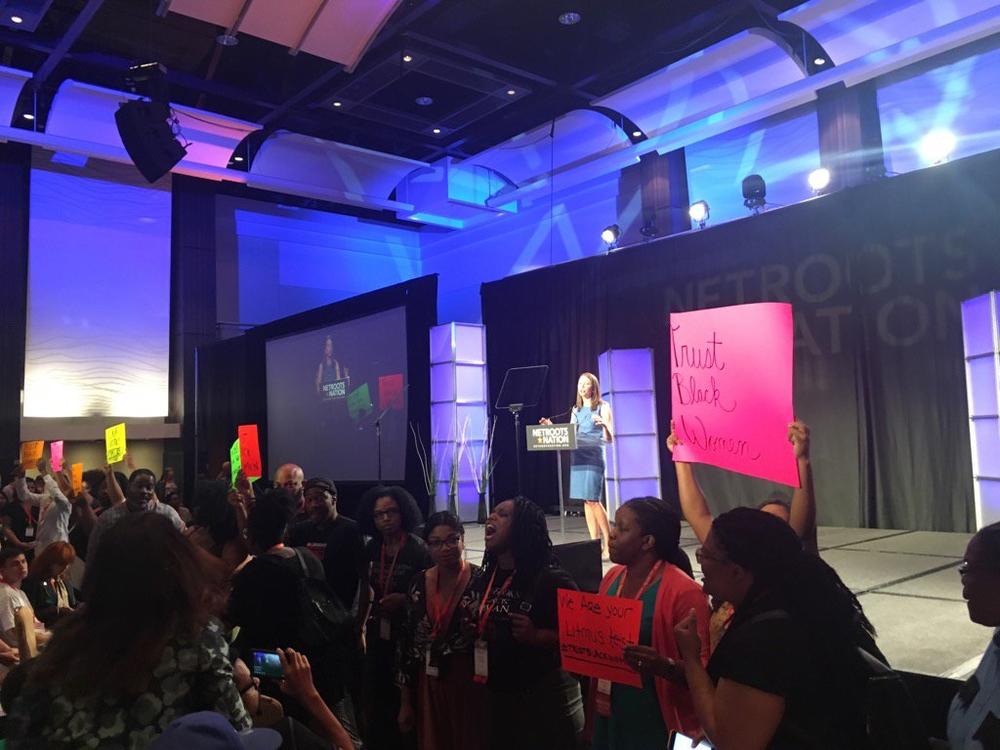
[
  {"left": 20, "top": 441, "right": 44, "bottom": 466},
  {"left": 71, "top": 463, "right": 83, "bottom": 494},
  {"left": 105, "top": 423, "right": 127, "bottom": 464},
  {"left": 669, "top": 302, "right": 798, "bottom": 486},
  {"left": 50, "top": 440, "right": 64, "bottom": 472},
  {"left": 230, "top": 439, "right": 242, "bottom": 487},
  {"left": 557, "top": 589, "right": 643, "bottom": 687},
  {"left": 237, "top": 425, "right": 262, "bottom": 481}
]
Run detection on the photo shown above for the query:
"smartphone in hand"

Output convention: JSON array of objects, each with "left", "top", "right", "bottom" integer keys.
[{"left": 250, "top": 649, "right": 284, "bottom": 679}]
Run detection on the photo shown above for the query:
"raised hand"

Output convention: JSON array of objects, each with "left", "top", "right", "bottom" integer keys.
[
  {"left": 666, "top": 419, "right": 683, "bottom": 454},
  {"left": 788, "top": 420, "right": 810, "bottom": 460}
]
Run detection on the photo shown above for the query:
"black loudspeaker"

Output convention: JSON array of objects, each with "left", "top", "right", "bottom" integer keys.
[
  {"left": 114, "top": 100, "right": 187, "bottom": 183},
  {"left": 554, "top": 538, "right": 603, "bottom": 593}
]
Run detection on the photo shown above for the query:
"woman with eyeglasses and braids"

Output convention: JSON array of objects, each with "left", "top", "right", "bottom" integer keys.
[
  {"left": 473, "top": 497, "right": 584, "bottom": 750},
  {"left": 357, "top": 485, "right": 431, "bottom": 750},
  {"left": 396, "top": 511, "right": 485, "bottom": 750},
  {"left": 588, "top": 497, "right": 711, "bottom": 750},
  {"left": 675, "top": 507, "right": 883, "bottom": 750}
]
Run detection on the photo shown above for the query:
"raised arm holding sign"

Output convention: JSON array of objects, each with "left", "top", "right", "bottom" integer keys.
[{"left": 105, "top": 423, "right": 127, "bottom": 465}]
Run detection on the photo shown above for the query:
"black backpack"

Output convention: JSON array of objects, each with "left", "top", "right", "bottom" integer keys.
[
  {"left": 859, "top": 647, "right": 930, "bottom": 750},
  {"left": 287, "top": 547, "right": 354, "bottom": 651}
]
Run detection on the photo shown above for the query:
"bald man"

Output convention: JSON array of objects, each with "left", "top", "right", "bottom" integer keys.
[{"left": 274, "top": 463, "right": 305, "bottom": 519}]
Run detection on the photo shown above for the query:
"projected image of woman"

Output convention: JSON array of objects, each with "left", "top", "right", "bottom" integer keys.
[
  {"left": 541, "top": 372, "right": 613, "bottom": 558},
  {"left": 315, "top": 335, "right": 350, "bottom": 397}
]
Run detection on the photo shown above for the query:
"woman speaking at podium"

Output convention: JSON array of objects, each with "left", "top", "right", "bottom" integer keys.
[{"left": 540, "top": 372, "right": 613, "bottom": 558}]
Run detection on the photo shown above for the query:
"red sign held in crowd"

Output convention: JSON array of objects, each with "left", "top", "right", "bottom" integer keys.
[
  {"left": 237, "top": 424, "right": 262, "bottom": 481},
  {"left": 557, "top": 588, "right": 643, "bottom": 687}
]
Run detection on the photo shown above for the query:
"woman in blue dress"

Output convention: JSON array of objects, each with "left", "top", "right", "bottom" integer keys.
[{"left": 542, "top": 372, "right": 614, "bottom": 558}]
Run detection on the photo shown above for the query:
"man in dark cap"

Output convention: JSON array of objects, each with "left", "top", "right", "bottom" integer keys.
[{"left": 287, "top": 477, "right": 364, "bottom": 614}]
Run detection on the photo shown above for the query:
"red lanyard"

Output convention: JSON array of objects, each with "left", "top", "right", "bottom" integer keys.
[
  {"left": 477, "top": 567, "right": 514, "bottom": 635},
  {"left": 616, "top": 561, "right": 663, "bottom": 600},
  {"left": 379, "top": 537, "right": 404, "bottom": 596},
  {"left": 428, "top": 562, "right": 469, "bottom": 640}
]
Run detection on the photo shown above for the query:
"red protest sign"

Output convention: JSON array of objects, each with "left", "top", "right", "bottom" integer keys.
[
  {"left": 237, "top": 424, "right": 262, "bottom": 480},
  {"left": 669, "top": 302, "right": 798, "bottom": 486},
  {"left": 557, "top": 588, "right": 642, "bottom": 687}
]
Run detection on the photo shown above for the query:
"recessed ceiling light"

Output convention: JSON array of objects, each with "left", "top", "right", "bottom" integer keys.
[
  {"left": 415, "top": 96, "right": 433, "bottom": 106},
  {"left": 10, "top": 15, "right": 24, "bottom": 24},
  {"left": 332, "top": 100, "right": 342, "bottom": 107},
  {"left": 402, "top": 54, "right": 413, "bottom": 63},
  {"left": 631, "top": 130, "right": 642, "bottom": 138},
  {"left": 216, "top": 33, "right": 239, "bottom": 46},
  {"left": 813, "top": 57, "right": 827, "bottom": 66},
  {"left": 22, "top": 113, "right": 34, "bottom": 120},
  {"left": 233, "top": 156, "right": 244, "bottom": 162},
  {"left": 432, "top": 128, "right": 441, "bottom": 134},
  {"left": 506, "top": 89, "right": 516, "bottom": 96},
  {"left": 558, "top": 11, "right": 582, "bottom": 25}
]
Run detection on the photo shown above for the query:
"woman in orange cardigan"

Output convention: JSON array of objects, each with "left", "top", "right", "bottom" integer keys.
[{"left": 590, "top": 497, "right": 712, "bottom": 749}]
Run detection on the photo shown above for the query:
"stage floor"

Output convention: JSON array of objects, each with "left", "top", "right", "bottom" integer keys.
[{"left": 462, "top": 517, "right": 987, "bottom": 678}]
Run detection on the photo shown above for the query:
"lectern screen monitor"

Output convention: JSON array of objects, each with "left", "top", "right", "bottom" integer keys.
[{"left": 265, "top": 306, "right": 408, "bottom": 481}]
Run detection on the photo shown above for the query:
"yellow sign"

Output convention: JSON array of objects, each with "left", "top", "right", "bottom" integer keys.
[
  {"left": 105, "top": 423, "right": 127, "bottom": 464},
  {"left": 19, "top": 441, "right": 44, "bottom": 466},
  {"left": 71, "top": 463, "right": 84, "bottom": 494}
]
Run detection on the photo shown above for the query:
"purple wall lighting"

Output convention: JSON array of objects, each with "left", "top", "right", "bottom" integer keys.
[
  {"left": 429, "top": 323, "right": 489, "bottom": 521},
  {"left": 961, "top": 292, "right": 1000, "bottom": 529},
  {"left": 598, "top": 348, "right": 663, "bottom": 517}
]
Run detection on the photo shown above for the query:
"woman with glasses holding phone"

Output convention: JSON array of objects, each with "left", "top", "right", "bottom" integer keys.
[
  {"left": 396, "top": 511, "right": 485, "bottom": 750},
  {"left": 357, "top": 485, "right": 431, "bottom": 750}
]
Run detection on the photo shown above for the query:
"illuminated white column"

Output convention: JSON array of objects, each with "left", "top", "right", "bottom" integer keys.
[{"left": 962, "top": 292, "right": 1000, "bottom": 529}]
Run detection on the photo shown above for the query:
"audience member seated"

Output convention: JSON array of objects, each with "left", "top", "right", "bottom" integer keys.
[
  {"left": 149, "top": 711, "right": 281, "bottom": 750},
  {"left": 675, "top": 507, "right": 881, "bottom": 749},
  {"left": 233, "top": 647, "right": 356, "bottom": 749},
  {"left": 288, "top": 476, "right": 365, "bottom": 612},
  {"left": 473, "top": 497, "right": 584, "bottom": 750},
  {"left": 397, "top": 511, "right": 486, "bottom": 750},
  {"left": 591, "top": 497, "right": 711, "bottom": 748},
  {"left": 0, "top": 547, "right": 49, "bottom": 650},
  {"left": 87, "top": 467, "right": 185, "bottom": 561},
  {"left": 228, "top": 489, "right": 360, "bottom": 747},
  {"left": 948, "top": 521, "right": 1000, "bottom": 749},
  {"left": 21, "top": 540, "right": 77, "bottom": 627},
  {"left": 5, "top": 513, "right": 251, "bottom": 747},
  {"left": 357, "top": 484, "right": 431, "bottom": 750}
]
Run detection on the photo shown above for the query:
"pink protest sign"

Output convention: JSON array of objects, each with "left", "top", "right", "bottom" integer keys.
[
  {"left": 50, "top": 440, "right": 64, "bottom": 472},
  {"left": 669, "top": 302, "right": 798, "bottom": 486}
]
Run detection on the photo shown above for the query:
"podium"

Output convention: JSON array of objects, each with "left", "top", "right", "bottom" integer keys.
[
  {"left": 526, "top": 423, "right": 577, "bottom": 534},
  {"left": 321, "top": 376, "right": 350, "bottom": 401}
]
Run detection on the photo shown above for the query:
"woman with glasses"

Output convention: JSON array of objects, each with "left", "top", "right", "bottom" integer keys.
[
  {"left": 396, "top": 511, "right": 485, "bottom": 750},
  {"left": 948, "top": 521, "right": 1000, "bottom": 749},
  {"left": 674, "top": 507, "right": 881, "bottom": 749},
  {"left": 590, "top": 497, "right": 710, "bottom": 750},
  {"left": 357, "top": 485, "right": 431, "bottom": 750}
]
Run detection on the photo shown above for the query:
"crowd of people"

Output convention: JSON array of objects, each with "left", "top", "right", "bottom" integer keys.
[{"left": 0, "top": 421, "right": 993, "bottom": 750}]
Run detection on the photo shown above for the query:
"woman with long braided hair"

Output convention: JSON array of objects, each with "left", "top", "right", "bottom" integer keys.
[{"left": 674, "top": 507, "right": 881, "bottom": 749}]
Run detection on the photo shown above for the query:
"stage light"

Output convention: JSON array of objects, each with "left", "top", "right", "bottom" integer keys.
[
  {"left": 813, "top": 57, "right": 827, "bottom": 66},
  {"left": 601, "top": 224, "right": 620, "bottom": 247},
  {"left": 22, "top": 113, "right": 34, "bottom": 120},
  {"left": 233, "top": 155, "right": 244, "bottom": 162},
  {"left": 11, "top": 15, "right": 23, "bottom": 24},
  {"left": 332, "top": 101, "right": 342, "bottom": 107},
  {"left": 558, "top": 11, "right": 582, "bottom": 25},
  {"left": 742, "top": 174, "right": 766, "bottom": 214},
  {"left": 432, "top": 128, "right": 441, "bottom": 134},
  {"left": 506, "top": 89, "right": 516, "bottom": 96},
  {"left": 415, "top": 96, "right": 433, "bottom": 106},
  {"left": 216, "top": 33, "right": 238, "bottom": 46},
  {"left": 402, "top": 54, "right": 413, "bottom": 63},
  {"left": 919, "top": 128, "right": 956, "bottom": 165},
  {"left": 688, "top": 201, "right": 710, "bottom": 228},
  {"left": 631, "top": 130, "right": 642, "bottom": 138},
  {"left": 808, "top": 167, "right": 831, "bottom": 193}
]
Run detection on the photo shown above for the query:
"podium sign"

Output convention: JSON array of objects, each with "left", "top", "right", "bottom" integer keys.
[
  {"left": 321, "top": 377, "right": 350, "bottom": 401},
  {"left": 527, "top": 424, "right": 578, "bottom": 451}
]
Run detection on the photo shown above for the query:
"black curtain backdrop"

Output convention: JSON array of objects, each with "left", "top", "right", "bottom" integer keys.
[
  {"left": 195, "top": 275, "right": 438, "bottom": 519},
  {"left": 482, "top": 148, "right": 1000, "bottom": 532}
]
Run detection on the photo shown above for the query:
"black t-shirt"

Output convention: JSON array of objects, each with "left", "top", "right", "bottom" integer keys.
[
  {"left": 470, "top": 562, "right": 578, "bottom": 693},
  {"left": 707, "top": 594, "right": 868, "bottom": 749},
  {"left": 228, "top": 547, "right": 326, "bottom": 652},
  {"left": 288, "top": 515, "right": 365, "bottom": 610}
]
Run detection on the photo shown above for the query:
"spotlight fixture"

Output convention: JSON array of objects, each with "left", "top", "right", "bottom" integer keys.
[
  {"left": 332, "top": 101, "right": 342, "bottom": 107},
  {"left": 432, "top": 128, "right": 442, "bottom": 134},
  {"left": 742, "top": 174, "right": 766, "bottom": 214},
  {"left": 506, "top": 89, "right": 516, "bottom": 96},
  {"left": 808, "top": 167, "right": 831, "bottom": 193},
  {"left": 688, "top": 201, "right": 710, "bottom": 229},
  {"left": 631, "top": 130, "right": 642, "bottom": 138},
  {"left": 216, "top": 32, "right": 239, "bottom": 46},
  {"left": 600, "top": 224, "right": 620, "bottom": 248},
  {"left": 233, "top": 155, "right": 244, "bottom": 162},
  {"left": 11, "top": 15, "right": 24, "bottom": 24},
  {"left": 22, "top": 113, "right": 34, "bottom": 120},
  {"left": 402, "top": 53, "right": 413, "bottom": 63},
  {"left": 639, "top": 221, "right": 658, "bottom": 239},
  {"left": 919, "top": 128, "right": 956, "bottom": 165},
  {"left": 415, "top": 96, "right": 434, "bottom": 106},
  {"left": 558, "top": 11, "right": 582, "bottom": 25},
  {"left": 813, "top": 57, "right": 827, "bottom": 66}
]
